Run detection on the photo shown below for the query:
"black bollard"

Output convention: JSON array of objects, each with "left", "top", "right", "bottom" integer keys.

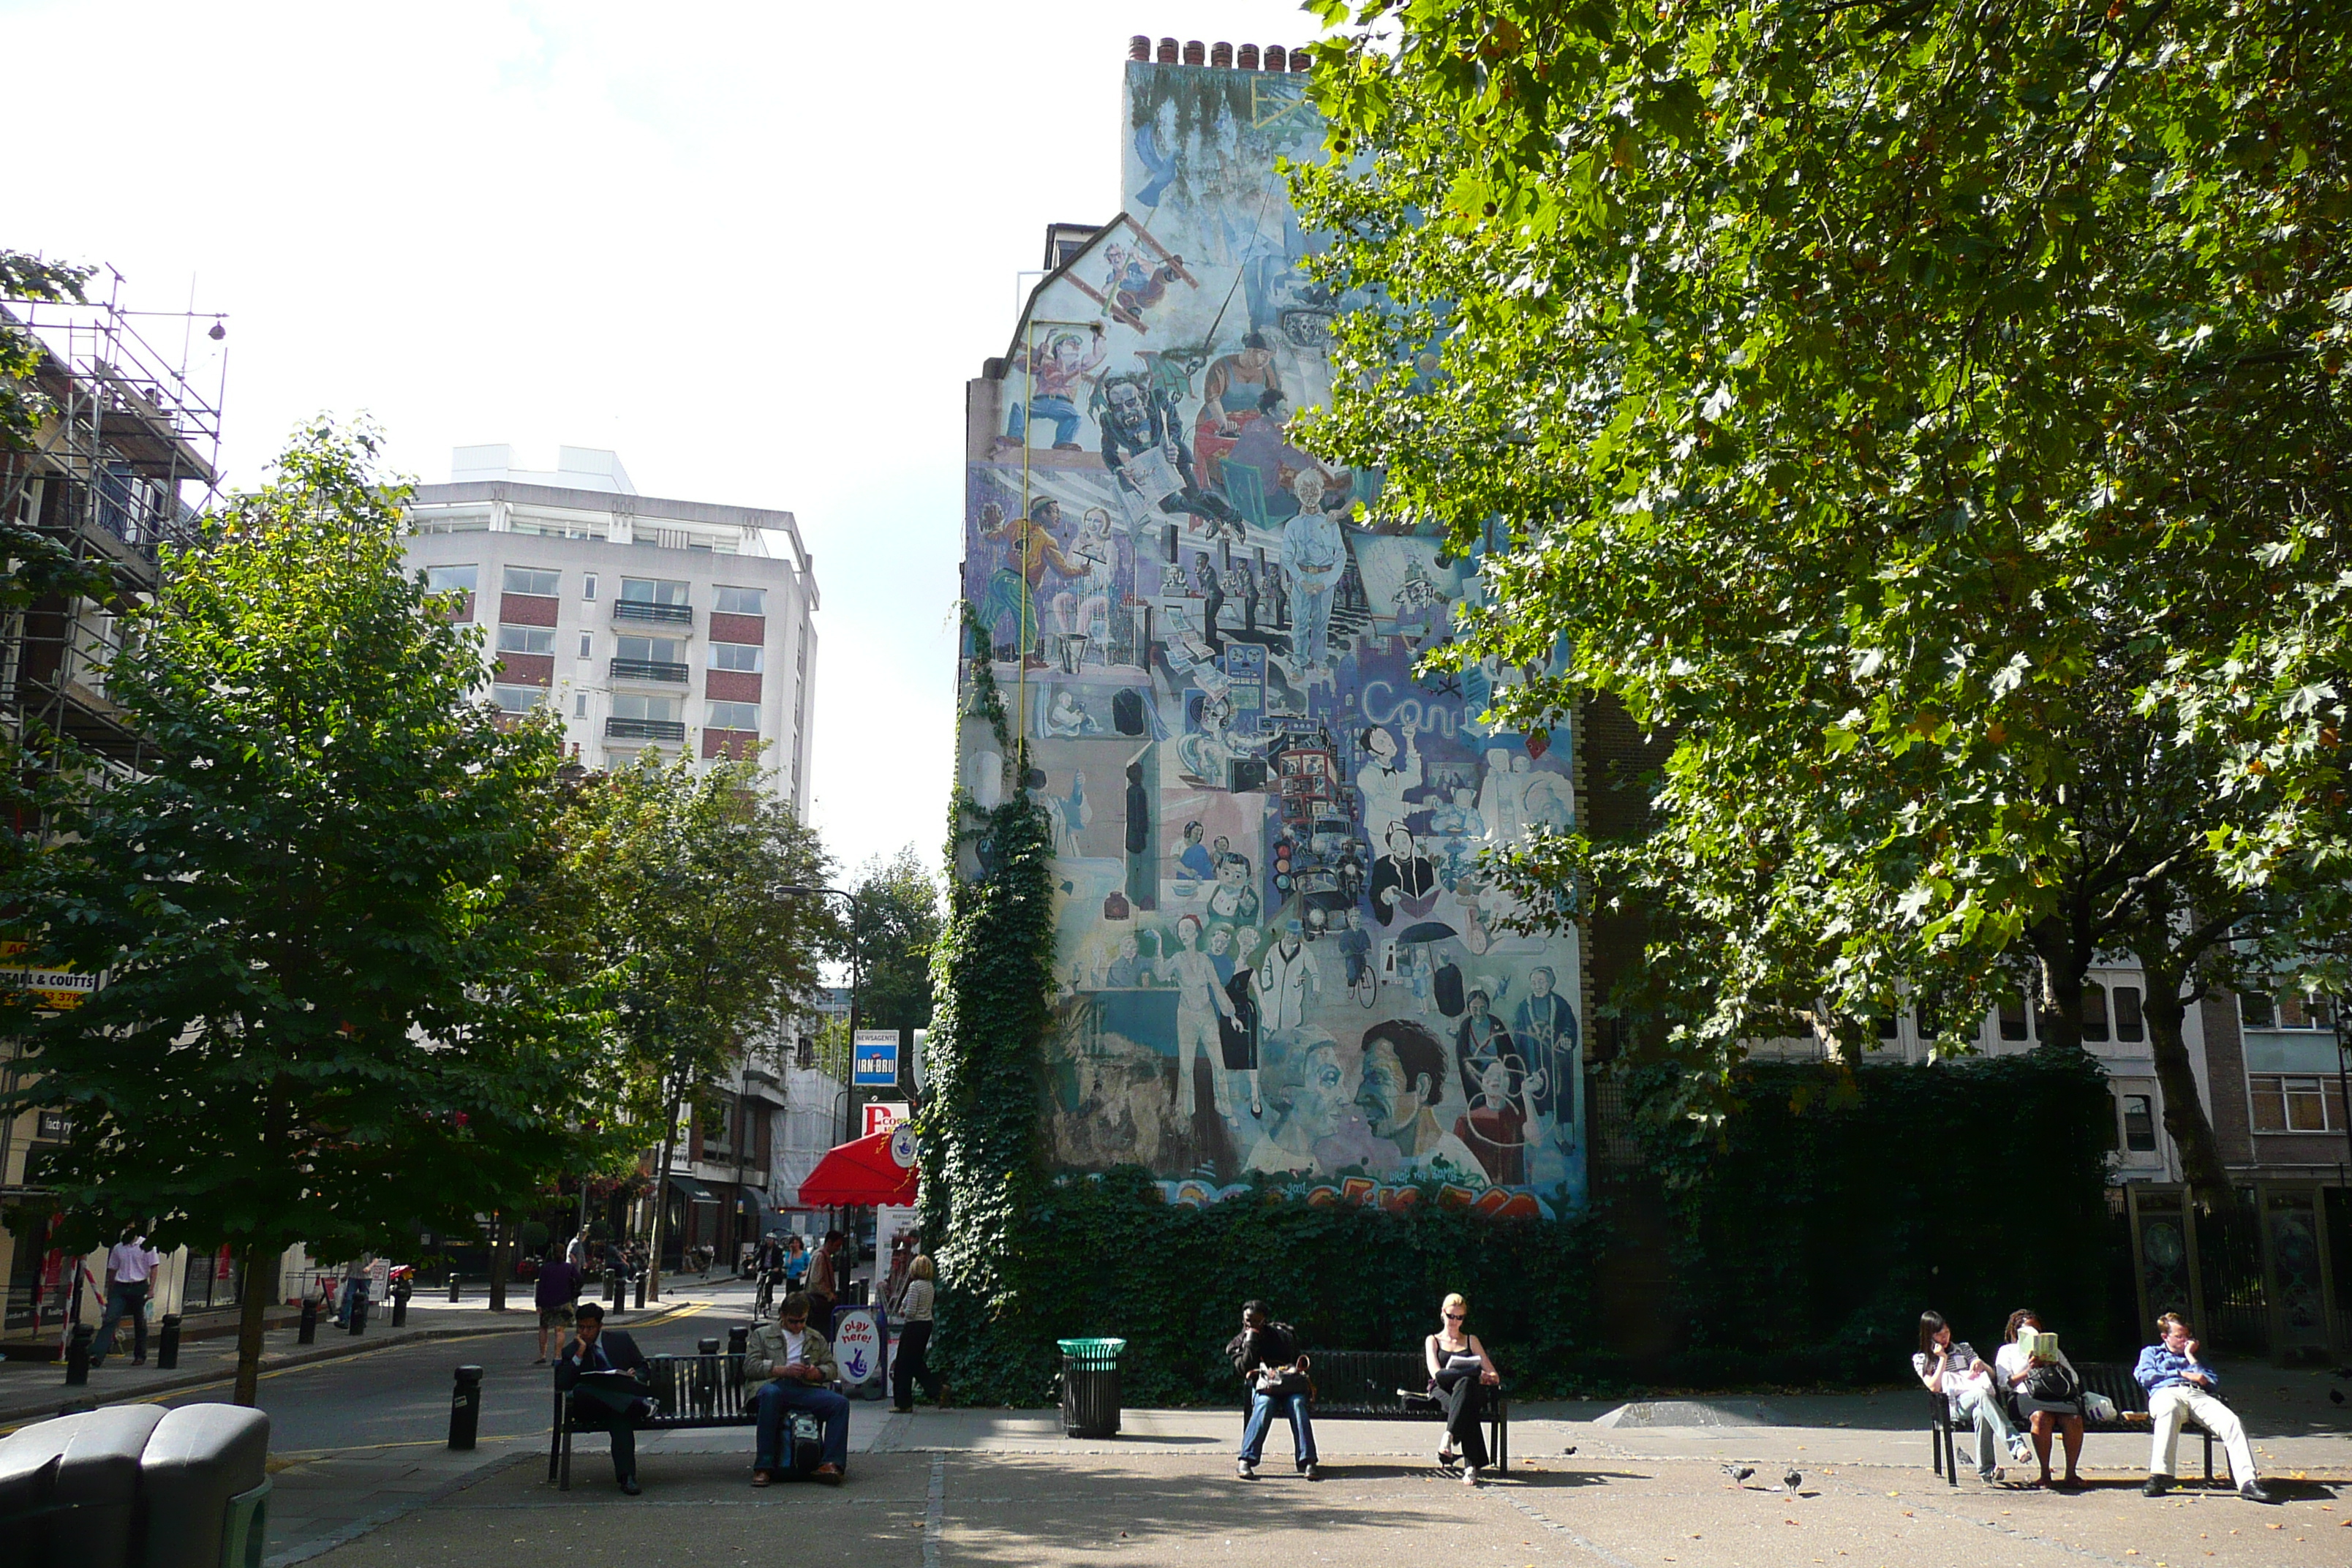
[
  {"left": 606, "top": 1268, "right": 622, "bottom": 1311},
  {"left": 391, "top": 1279, "right": 411, "bottom": 1327},
  {"left": 449, "top": 1272, "right": 462, "bottom": 1303},
  {"left": 726, "top": 1324, "right": 748, "bottom": 1355},
  {"left": 64, "top": 1324, "right": 94, "bottom": 1385},
  {"left": 157, "top": 1313, "right": 182, "bottom": 1371},
  {"left": 448, "top": 1364, "right": 483, "bottom": 1450},
  {"left": 349, "top": 1286, "right": 369, "bottom": 1335},
  {"left": 298, "top": 1297, "right": 319, "bottom": 1344},
  {"left": 634, "top": 1271, "right": 647, "bottom": 1310}
]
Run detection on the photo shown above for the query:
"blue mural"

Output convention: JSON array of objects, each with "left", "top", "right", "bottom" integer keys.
[{"left": 960, "top": 58, "right": 1583, "bottom": 1217}]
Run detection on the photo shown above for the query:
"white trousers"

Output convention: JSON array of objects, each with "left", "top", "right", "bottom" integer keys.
[{"left": 2147, "top": 1384, "right": 2258, "bottom": 1483}]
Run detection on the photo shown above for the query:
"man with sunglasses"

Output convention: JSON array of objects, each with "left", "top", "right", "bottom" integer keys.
[{"left": 745, "top": 1292, "right": 849, "bottom": 1484}]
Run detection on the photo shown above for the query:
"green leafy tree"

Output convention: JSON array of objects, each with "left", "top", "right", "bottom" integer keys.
[
  {"left": 1293, "top": 1, "right": 2351, "bottom": 1200},
  {"left": 845, "top": 844, "right": 943, "bottom": 1032},
  {"left": 1, "top": 423, "right": 618, "bottom": 1403},
  {"left": 562, "top": 754, "right": 834, "bottom": 1298}
]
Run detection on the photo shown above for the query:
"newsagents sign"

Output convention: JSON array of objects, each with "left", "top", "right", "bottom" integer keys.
[{"left": 851, "top": 1030, "right": 900, "bottom": 1088}]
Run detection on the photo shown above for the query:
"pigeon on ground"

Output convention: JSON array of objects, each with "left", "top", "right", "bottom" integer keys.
[
  {"left": 1724, "top": 1464, "right": 1754, "bottom": 1482},
  {"left": 2331, "top": 1388, "right": 2345, "bottom": 1406},
  {"left": 1783, "top": 1470, "right": 1803, "bottom": 1492},
  {"left": 1561, "top": 1447, "right": 1578, "bottom": 1456}
]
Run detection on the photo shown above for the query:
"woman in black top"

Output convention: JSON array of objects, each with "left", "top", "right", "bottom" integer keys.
[{"left": 1426, "top": 1292, "right": 1502, "bottom": 1485}]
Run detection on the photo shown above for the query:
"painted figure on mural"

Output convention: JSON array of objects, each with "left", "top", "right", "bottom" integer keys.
[
  {"left": 1045, "top": 690, "right": 1101, "bottom": 737},
  {"left": 1168, "top": 914, "right": 1239, "bottom": 1120},
  {"left": 1124, "top": 754, "right": 1155, "bottom": 911},
  {"left": 1193, "top": 551, "right": 1226, "bottom": 652},
  {"left": 1356, "top": 722, "right": 1425, "bottom": 841},
  {"left": 1355, "top": 1020, "right": 1488, "bottom": 1184},
  {"left": 1105, "top": 933, "right": 1145, "bottom": 988},
  {"left": 1254, "top": 922, "right": 1321, "bottom": 1033},
  {"left": 976, "top": 497, "right": 1087, "bottom": 669},
  {"left": 1516, "top": 965, "right": 1580, "bottom": 1153},
  {"left": 1178, "top": 690, "right": 1262, "bottom": 785},
  {"left": 1454, "top": 987, "right": 1515, "bottom": 1085},
  {"left": 1221, "top": 389, "right": 1317, "bottom": 525},
  {"left": 1100, "top": 376, "right": 1244, "bottom": 536},
  {"left": 1369, "top": 827, "right": 1440, "bottom": 927},
  {"left": 1050, "top": 508, "right": 1120, "bottom": 668},
  {"left": 1195, "top": 331, "right": 1284, "bottom": 484},
  {"left": 1003, "top": 326, "right": 1107, "bottom": 451},
  {"left": 1456, "top": 1051, "right": 1531, "bottom": 1186},
  {"left": 1207, "top": 852, "right": 1262, "bottom": 929},
  {"left": 1278, "top": 470, "right": 1346, "bottom": 672},
  {"left": 1178, "top": 821, "right": 1216, "bottom": 882},
  {"left": 1250, "top": 1031, "right": 1349, "bottom": 1176},
  {"left": 1334, "top": 905, "right": 1372, "bottom": 989},
  {"left": 1102, "top": 241, "right": 1183, "bottom": 321},
  {"left": 1028, "top": 767, "right": 1092, "bottom": 859}
]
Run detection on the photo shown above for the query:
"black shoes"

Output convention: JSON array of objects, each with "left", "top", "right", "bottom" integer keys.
[
  {"left": 2142, "top": 1474, "right": 2171, "bottom": 1497},
  {"left": 2239, "top": 1480, "right": 2277, "bottom": 1504},
  {"left": 619, "top": 1475, "right": 641, "bottom": 1496}
]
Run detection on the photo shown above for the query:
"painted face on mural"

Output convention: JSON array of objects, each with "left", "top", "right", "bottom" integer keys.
[{"left": 1293, "top": 467, "right": 1328, "bottom": 513}]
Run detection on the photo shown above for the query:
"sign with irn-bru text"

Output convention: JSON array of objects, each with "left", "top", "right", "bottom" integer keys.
[
  {"left": 0, "top": 941, "right": 94, "bottom": 1011},
  {"left": 851, "top": 1030, "right": 900, "bottom": 1088}
]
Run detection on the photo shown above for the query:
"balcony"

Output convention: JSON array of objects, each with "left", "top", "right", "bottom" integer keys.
[
  {"left": 609, "top": 658, "right": 690, "bottom": 684},
  {"left": 606, "top": 717, "right": 686, "bottom": 742},
  {"left": 614, "top": 600, "right": 693, "bottom": 626}
]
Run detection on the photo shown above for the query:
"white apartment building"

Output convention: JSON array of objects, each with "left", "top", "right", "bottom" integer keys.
[{"left": 402, "top": 445, "right": 817, "bottom": 810}]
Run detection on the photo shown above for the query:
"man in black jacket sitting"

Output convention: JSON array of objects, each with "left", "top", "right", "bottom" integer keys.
[
  {"left": 555, "top": 1303, "right": 655, "bottom": 1493},
  {"left": 1226, "top": 1300, "right": 1318, "bottom": 1481}
]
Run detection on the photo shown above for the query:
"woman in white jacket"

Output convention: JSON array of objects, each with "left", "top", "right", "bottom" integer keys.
[{"left": 1995, "top": 1308, "right": 2086, "bottom": 1489}]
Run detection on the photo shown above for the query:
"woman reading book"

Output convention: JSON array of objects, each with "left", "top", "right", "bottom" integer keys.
[
  {"left": 1426, "top": 1292, "right": 1503, "bottom": 1485},
  {"left": 1996, "top": 1308, "right": 2086, "bottom": 1488}
]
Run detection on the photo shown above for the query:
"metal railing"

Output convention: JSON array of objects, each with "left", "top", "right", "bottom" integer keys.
[
  {"left": 609, "top": 658, "right": 689, "bottom": 684},
  {"left": 606, "top": 717, "right": 686, "bottom": 742},
  {"left": 614, "top": 600, "right": 693, "bottom": 625}
]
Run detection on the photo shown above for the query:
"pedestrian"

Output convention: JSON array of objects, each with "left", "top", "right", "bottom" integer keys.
[
  {"left": 565, "top": 1227, "right": 589, "bottom": 1271},
  {"left": 747, "top": 1292, "right": 848, "bottom": 1485},
  {"left": 1912, "top": 1310, "right": 2027, "bottom": 1482},
  {"left": 783, "top": 1234, "right": 810, "bottom": 1294},
  {"left": 535, "top": 1246, "right": 583, "bottom": 1364},
  {"left": 91, "top": 1225, "right": 162, "bottom": 1368},
  {"left": 1426, "top": 1292, "right": 1501, "bottom": 1485},
  {"left": 554, "top": 1303, "right": 653, "bottom": 1495},
  {"left": 335, "top": 1252, "right": 374, "bottom": 1330},
  {"left": 809, "top": 1230, "right": 842, "bottom": 1324},
  {"left": 1227, "top": 1299, "right": 1317, "bottom": 1480},
  {"left": 2134, "top": 1313, "right": 2274, "bottom": 1502},
  {"left": 891, "top": 1255, "right": 945, "bottom": 1412}
]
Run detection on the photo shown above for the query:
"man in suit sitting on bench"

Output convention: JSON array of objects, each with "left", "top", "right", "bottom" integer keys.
[{"left": 555, "top": 1303, "right": 654, "bottom": 1494}]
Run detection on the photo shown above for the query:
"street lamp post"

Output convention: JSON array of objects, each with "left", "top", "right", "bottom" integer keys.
[{"left": 783, "top": 885, "right": 862, "bottom": 1281}]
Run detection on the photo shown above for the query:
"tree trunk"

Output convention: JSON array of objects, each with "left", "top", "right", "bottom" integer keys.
[
  {"left": 230, "top": 1239, "right": 272, "bottom": 1407},
  {"left": 2140, "top": 966, "right": 2236, "bottom": 1207},
  {"left": 487, "top": 1213, "right": 511, "bottom": 1312},
  {"left": 648, "top": 1087, "right": 680, "bottom": 1305},
  {"left": 2029, "top": 924, "right": 2088, "bottom": 1052}
]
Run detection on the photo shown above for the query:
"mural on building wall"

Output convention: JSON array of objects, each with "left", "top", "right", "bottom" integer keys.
[{"left": 960, "top": 61, "right": 1585, "bottom": 1217}]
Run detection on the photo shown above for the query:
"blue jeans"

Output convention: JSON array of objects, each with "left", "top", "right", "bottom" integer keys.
[
  {"left": 754, "top": 1379, "right": 849, "bottom": 1471},
  {"left": 91, "top": 1282, "right": 148, "bottom": 1365},
  {"left": 336, "top": 1278, "right": 368, "bottom": 1327},
  {"left": 1294, "top": 584, "right": 1334, "bottom": 666},
  {"left": 1008, "top": 394, "right": 1081, "bottom": 447},
  {"left": 1241, "top": 1390, "right": 1317, "bottom": 1469}
]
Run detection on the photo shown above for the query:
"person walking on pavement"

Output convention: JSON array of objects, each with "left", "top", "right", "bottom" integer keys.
[
  {"left": 554, "top": 1303, "right": 654, "bottom": 1494},
  {"left": 1228, "top": 1300, "right": 1318, "bottom": 1480},
  {"left": 91, "top": 1226, "right": 162, "bottom": 1368},
  {"left": 747, "top": 1292, "right": 849, "bottom": 1485},
  {"left": 891, "top": 1255, "right": 945, "bottom": 1412},
  {"left": 535, "top": 1246, "right": 584, "bottom": 1364},
  {"left": 2135, "top": 1312, "right": 2275, "bottom": 1502},
  {"left": 334, "top": 1252, "right": 374, "bottom": 1330},
  {"left": 809, "top": 1231, "right": 843, "bottom": 1324}
]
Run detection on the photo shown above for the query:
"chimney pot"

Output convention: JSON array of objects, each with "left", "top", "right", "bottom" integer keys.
[
  {"left": 1157, "top": 37, "right": 1177, "bottom": 64},
  {"left": 1211, "top": 41, "right": 1233, "bottom": 68},
  {"left": 1129, "top": 34, "right": 1151, "bottom": 61},
  {"left": 1264, "top": 45, "right": 1288, "bottom": 72},
  {"left": 1237, "top": 43, "right": 1260, "bottom": 70},
  {"left": 1183, "top": 39, "right": 1205, "bottom": 67},
  {"left": 1291, "top": 47, "right": 1312, "bottom": 73}
]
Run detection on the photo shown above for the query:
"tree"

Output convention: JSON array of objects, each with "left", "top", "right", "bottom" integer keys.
[
  {"left": 845, "top": 845, "right": 943, "bottom": 1031},
  {"left": 562, "top": 754, "right": 833, "bottom": 1299},
  {"left": 1, "top": 423, "right": 619, "bottom": 1403},
  {"left": 1292, "top": 1, "right": 2351, "bottom": 1199}
]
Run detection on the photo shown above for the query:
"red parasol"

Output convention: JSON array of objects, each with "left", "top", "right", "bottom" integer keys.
[{"left": 796, "top": 1128, "right": 918, "bottom": 1208}]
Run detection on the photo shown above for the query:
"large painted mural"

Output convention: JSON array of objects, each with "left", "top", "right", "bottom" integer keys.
[{"left": 958, "top": 58, "right": 1585, "bottom": 1218}]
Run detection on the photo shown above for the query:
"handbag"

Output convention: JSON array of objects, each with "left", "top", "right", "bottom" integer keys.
[
  {"left": 1256, "top": 1367, "right": 1313, "bottom": 1399},
  {"left": 2024, "top": 1360, "right": 2082, "bottom": 1403}
]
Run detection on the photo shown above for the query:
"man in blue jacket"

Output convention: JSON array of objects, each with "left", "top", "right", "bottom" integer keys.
[{"left": 2133, "top": 1313, "right": 2272, "bottom": 1501}]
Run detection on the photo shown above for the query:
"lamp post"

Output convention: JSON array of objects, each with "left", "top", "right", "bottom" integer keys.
[{"left": 783, "top": 884, "right": 863, "bottom": 1275}]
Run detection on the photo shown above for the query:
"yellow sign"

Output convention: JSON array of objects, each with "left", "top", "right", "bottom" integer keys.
[{"left": 0, "top": 941, "right": 94, "bottom": 1011}]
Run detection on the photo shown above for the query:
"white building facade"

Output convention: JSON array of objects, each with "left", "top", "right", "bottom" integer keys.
[{"left": 402, "top": 445, "right": 817, "bottom": 810}]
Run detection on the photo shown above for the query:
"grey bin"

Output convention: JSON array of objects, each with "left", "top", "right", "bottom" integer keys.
[
  {"left": 0, "top": 1403, "right": 165, "bottom": 1567},
  {"left": 139, "top": 1404, "right": 273, "bottom": 1568}
]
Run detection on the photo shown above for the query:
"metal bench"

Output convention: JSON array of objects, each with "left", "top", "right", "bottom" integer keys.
[
  {"left": 551, "top": 1335, "right": 777, "bottom": 1491},
  {"left": 1929, "top": 1361, "right": 2215, "bottom": 1488},
  {"left": 1244, "top": 1349, "right": 1508, "bottom": 1474}
]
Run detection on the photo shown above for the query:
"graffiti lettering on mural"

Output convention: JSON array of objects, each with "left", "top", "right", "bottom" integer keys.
[{"left": 960, "top": 59, "right": 1586, "bottom": 1213}]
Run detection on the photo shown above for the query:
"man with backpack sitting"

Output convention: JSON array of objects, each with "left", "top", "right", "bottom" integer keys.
[
  {"left": 2135, "top": 1313, "right": 2274, "bottom": 1503},
  {"left": 746, "top": 1292, "right": 848, "bottom": 1486},
  {"left": 1226, "top": 1300, "right": 1318, "bottom": 1481}
]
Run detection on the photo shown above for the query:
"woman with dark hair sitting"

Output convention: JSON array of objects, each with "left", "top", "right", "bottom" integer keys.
[
  {"left": 1913, "top": 1310, "right": 2027, "bottom": 1482},
  {"left": 1996, "top": 1307, "right": 2086, "bottom": 1489}
]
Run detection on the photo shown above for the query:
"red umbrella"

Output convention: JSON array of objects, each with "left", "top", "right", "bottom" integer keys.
[{"left": 796, "top": 1128, "right": 918, "bottom": 1208}]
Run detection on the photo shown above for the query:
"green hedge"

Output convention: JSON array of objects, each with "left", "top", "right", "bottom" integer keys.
[{"left": 1625, "top": 1049, "right": 2121, "bottom": 1383}]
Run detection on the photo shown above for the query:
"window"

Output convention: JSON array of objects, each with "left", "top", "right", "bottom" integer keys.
[
  {"left": 709, "top": 700, "right": 760, "bottom": 732},
  {"left": 2279, "top": 992, "right": 2334, "bottom": 1030},
  {"left": 619, "top": 577, "right": 690, "bottom": 606},
  {"left": 497, "top": 625, "right": 554, "bottom": 655},
  {"left": 2122, "top": 1094, "right": 2157, "bottom": 1153},
  {"left": 612, "top": 693, "right": 680, "bottom": 722},
  {"left": 2240, "top": 991, "right": 2277, "bottom": 1028},
  {"left": 2248, "top": 1074, "right": 2347, "bottom": 1133},
  {"left": 584, "top": 573, "right": 598, "bottom": 600},
  {"left": 2114, "top": 985, "right": 2144, "bottom": 1044},
  {"left": 1997, "top": 988, "right": 2031, "bottom": 1041},
  {"left": 502, "top": 565, "right": 559, "bottom": 597},
  {"left": 575, "top": 694, "right": 588, "bottom": 718},
  {"left": 1872, "top": 1012, "right": 1899, "bottom": 1041},
  {"left": 715, "top": 585, "right": 766, "bottom": 615},
  {"left": 426, "top": 564, "right": 478, "bottom": 595},
  {"left": 709, "top": 641, "right": 764, "bottom": 672},
  {"left": 491, "top": 685, "right": 546, "bottom": 714},
  {"left": 2081, "top": 981, "right": 2110, "bottom": 1044},
  {"left": 616, "top": 635, "right": 685, "bottom": 666},
  {"left": 578, "top": 632, "right": 593, "bottom": 657}
]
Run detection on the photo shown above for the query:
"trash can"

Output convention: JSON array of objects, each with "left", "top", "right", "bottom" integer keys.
[
  {"left": 138, "top": 1405, "right": 272, "bottom": 1568},
  {"left": 0, "top": 1403, "right": 164, "bottom": 1567},
  {"left": 1057, "top": 1337, "right": 1127, "bottom": 1439}
]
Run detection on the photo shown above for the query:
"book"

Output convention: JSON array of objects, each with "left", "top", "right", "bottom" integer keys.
[{"left": 2018, "top": 1327, "right": 2059, "bottom": 1361}]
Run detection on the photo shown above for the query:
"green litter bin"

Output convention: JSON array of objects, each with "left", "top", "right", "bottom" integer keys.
[{"left": 1057, "top": 1338, "right": 1127, "bottom": 1438}]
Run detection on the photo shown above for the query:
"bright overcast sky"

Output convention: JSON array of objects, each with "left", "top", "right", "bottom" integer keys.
[{"left": 7, "top": 0, "right": 1325, "bottom": 883}]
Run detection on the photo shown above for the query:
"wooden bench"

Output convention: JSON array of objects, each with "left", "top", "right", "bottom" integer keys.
[
  {"left": 1929, "top": 1362, "right": 2215, "bottom": 1488},
  {"left": 1244, "top": 1350, "right": 1509, "bottom": 1474},
  {"left": 551, "top": 1336, "right": 840, "bottom": 1490}
]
